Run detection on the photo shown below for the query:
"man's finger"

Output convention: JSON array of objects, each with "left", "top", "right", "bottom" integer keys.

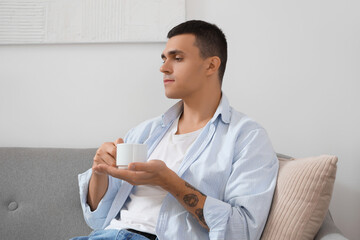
[
  {"left": 128, "top": 162, "right": 152, "bottom": 172},
  {"left": 95, "top": 164, "right": 134, "bottom": 179},
  {"left": 94, "top": 164, "right": 119, "bottom": 177},
  {"left": 95, "top": 164, "right": 152, "bottom": 184},
  {"left": 98, "top": 153, "right": 116, "bottom": 167},
  {"left": 114, "top": 138, "right": 124, "bottom": 145}
]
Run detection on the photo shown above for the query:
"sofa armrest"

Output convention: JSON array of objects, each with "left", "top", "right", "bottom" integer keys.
[{"left": 314, "top": 211, "right": 348, "bottom": 240}]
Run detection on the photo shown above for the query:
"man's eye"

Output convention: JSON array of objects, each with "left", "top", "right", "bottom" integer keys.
[{"left": 175, "top": 57, "right": 183, "bottom": 61}]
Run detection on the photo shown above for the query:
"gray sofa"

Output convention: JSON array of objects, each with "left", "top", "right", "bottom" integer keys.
[{"left": 0, "top": 147, "right": 348, "bottom": 240}]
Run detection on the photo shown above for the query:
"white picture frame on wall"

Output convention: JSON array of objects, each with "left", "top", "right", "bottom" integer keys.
[{"left": 0, "top": 0, "right": 186, "bottom": 44}]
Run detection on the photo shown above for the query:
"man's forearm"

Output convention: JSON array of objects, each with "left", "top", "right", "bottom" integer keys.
[
  {"left": 162, "top": 171, "right": 209, "bottom": 230},
  {"left": 87, "top": 172, "right": 109, "bottom": 211}
]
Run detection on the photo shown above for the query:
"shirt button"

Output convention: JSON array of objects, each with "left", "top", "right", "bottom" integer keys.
[{"left": 8, "top": 201, "right": 18, "bottom": 211}]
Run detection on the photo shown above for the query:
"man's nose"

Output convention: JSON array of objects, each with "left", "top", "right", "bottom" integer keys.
[{"left": 160, "top": 61, "right": 172, "bottom": 74}]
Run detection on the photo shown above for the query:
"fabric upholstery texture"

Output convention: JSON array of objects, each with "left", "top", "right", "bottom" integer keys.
[
  {"left": 261, "top": 155, "right": 338, "bottom": 240},
  {"left": 0, "top": 147, "right": 94, "bottom": 240}
]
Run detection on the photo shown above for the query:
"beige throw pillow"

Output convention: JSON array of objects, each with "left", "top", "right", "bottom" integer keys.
[{"left": 261, "top": 155, "right": 338, "bottom": 240}]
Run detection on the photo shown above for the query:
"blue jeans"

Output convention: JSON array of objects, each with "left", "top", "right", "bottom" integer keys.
[{"left": 70, "top": 229, "right": 158, "bottom": 240}]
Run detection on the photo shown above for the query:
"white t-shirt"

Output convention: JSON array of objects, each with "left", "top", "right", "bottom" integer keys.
[{"left": 105, "top": 116, "right": 202, "bottom": 234}]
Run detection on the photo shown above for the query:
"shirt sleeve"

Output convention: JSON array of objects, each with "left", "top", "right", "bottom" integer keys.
[
  {"left": 78, "top": 168, "right": 122, "bottom": 230},
  {"left": 77, "top": 128, "right": 135, "bottom": 230},
  {"left": 203, "top": 128, "right": 279, "bottom": 240}
]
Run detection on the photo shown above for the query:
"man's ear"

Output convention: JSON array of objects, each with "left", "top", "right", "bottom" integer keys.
[{"left": 205, "top": 56, "right": 221, "bottom": 77}]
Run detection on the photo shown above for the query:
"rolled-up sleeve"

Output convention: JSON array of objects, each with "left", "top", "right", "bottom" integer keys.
[
  {"left": 203, "top": 128, "right": 279, "bottom": 240},
  {"left": 78, "top": 169, "right": 122, "bottom": 230}
]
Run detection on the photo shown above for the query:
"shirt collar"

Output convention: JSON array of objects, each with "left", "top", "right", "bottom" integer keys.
[
  {"left": 161, "top": 100, "right": 183, "bottom": 127},
  {"left": 161, "top": 93, "right": 231, "bottom": 127},
  {"left": 210, "top": 93, "right": 231, "bottom": 124}
]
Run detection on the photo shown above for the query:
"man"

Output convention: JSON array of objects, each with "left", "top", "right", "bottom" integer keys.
[{"left": 73, "top": 20, "right": 278, "bottom": 240}]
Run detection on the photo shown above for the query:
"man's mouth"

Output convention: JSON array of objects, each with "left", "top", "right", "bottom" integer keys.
[{"left": 164, "top": 79, "right": 175, "bottom": 84}]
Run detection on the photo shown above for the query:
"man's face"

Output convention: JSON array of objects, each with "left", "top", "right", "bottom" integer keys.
[{"left": 160, "top": 34, "right": 208, "bottom": 99}]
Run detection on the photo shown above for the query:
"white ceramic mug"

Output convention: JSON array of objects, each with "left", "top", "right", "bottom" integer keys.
[{"left": 116, "top": 143, "right": 148, "bottom": 169}]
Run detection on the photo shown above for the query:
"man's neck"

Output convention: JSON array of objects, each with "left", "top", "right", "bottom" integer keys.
[{"left": 176, "top": 90, "right": 222, "bottom": 135}]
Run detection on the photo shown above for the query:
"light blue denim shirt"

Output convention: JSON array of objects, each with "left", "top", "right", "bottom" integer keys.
[{"left": 78, "top": 94, "right": 279, "bottom": 240}]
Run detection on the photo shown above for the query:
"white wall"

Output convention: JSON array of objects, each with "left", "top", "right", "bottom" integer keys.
[
  {"left": 0, "top": 43, "right": 174, "bottom": 148},
  {"left": 1, "top": 1, "right": 359, "bottom": 239}
]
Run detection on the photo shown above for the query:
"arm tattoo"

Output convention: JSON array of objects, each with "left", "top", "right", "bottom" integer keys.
[
  {"left": 195, "top": 208, "right": 207, "bottom": 227},
  {"left": 185, "top": 182, "right": 206, "bottom": 196},
  {"left": 183, "top": 182, "right": 208, "bottom": 229},
  {"left": 183, "top": 194, "right": 199, "bottom": 207}
]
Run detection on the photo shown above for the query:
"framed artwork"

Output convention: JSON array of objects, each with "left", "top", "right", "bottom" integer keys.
[{"left": 0, "top": 0, "right": 186, "bottom": 44}]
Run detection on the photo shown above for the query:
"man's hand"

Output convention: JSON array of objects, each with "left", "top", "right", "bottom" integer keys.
[
  {"left": 87, "top": 137, "right": 123, "bottom": 211},
  {"left": 93, "top": 160, "right": 175, "bottom": 189},
  {"left": 92, "top": 138, "right": 124, "bottom": 176}
]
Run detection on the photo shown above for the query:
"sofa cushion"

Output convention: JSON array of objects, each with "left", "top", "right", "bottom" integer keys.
[
  {"left": 0, "top": 147, "right": 94, "bottom": 240},
  {"left": 261, "top": 155, "right": 338, "bottom": 240}
]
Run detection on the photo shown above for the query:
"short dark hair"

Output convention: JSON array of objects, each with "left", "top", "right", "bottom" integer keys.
[{"left": 167, "top": 20, "right": 228, "bottom": 84}]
